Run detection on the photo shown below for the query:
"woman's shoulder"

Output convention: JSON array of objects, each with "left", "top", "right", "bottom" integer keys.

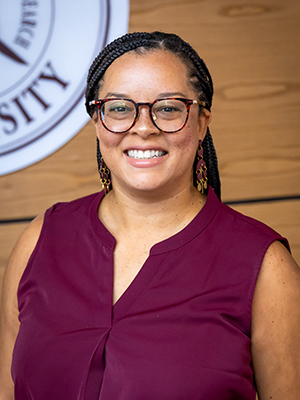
[
  {"left": 46, "top": 191, "right": 103, "bottom": 215},
  {"left": 3, "top": 213, "right": 45, "bottom": 291},
  {"left": 2, "top": 191, "right": 103, "bottom": 298},
  {"left": 214, "top": 197, "right": 289, "bottom": 250},
  {"left": 207, "top": 187, "right": 283, "bottom": 239},
  {"left": 220, "top": 201, "right": 279, "bottom": 234}
]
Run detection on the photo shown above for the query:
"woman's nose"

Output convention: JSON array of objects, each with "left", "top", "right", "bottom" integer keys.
[{"left": 131, "top": 105, "right": 160, "bottom": 137}]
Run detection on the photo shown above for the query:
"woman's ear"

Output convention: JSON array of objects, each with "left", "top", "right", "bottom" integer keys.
[{"left": 197, "top": 109, "right": 212, "bottom": 141}]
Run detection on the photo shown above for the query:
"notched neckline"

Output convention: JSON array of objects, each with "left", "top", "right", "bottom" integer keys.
[{"left": 90, "top": 186, "right": 220, "bottom": 255}]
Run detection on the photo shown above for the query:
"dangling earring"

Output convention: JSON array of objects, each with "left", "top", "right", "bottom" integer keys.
[
  {"left": 99, "top": 157, "right": 111, "bottom": 194},
  {"left": 195, "top": 140, "right": 208, "bottom": 194},
  {"left": 96, "top": 138, "right": 111, "bottom": 194}
]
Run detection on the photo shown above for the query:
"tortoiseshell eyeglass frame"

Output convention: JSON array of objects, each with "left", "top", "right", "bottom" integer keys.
[{"left": 88, "top": 97, "right": 207, "bottom": 133}]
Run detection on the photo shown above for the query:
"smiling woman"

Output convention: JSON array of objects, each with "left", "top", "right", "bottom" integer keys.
[
  {"left": 0, "top": 31, "right": 300, "bottom": 400},
  {"left": 90, "top": 50, "right": 212, "bottom": 197}
]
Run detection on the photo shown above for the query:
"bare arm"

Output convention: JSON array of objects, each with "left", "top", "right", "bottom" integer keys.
[
  {"left": 252, "top": 240, "right": 300, "bottom": 400},
  {"left": 0, "top": 215, "right": 44, "bottom": 400}
]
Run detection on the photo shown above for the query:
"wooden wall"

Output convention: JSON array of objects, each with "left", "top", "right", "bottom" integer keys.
[{"left": 1, "top": 0, "right": 300, "bottom": 295}]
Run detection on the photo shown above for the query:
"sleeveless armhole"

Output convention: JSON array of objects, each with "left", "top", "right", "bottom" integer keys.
[
  {"left": 246, "top": 236, "right": 290, "bottom": 337},
  {"left": 219, "top": 201, "right": 291, "bottom": 338},
  {"left": 17, "top": 205, "right": 55, "bottom": 299}
]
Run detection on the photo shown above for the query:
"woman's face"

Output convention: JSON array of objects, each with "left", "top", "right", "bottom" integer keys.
[{"left": 93, "top": 50, "right": 211, "bottom": 197}]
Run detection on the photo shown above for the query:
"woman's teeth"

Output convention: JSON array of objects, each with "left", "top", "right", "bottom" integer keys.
[{"left": 127, "top": 150, "right": 166, "bottom": 160}]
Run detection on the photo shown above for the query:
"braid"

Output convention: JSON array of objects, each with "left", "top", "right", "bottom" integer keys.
[
  {"left": 176, "top": 44, "right": 213, "bottom": 107},
  {"left": 202, "top": 128, "right": 221, "bottom": 200},
  {"left": 96, "top": 138, "right": 101, "bottom": 170},
  {"left": 86, "top": 31, "right": 221, "bottom": 200}
]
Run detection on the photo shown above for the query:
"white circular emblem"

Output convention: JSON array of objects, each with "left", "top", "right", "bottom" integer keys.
[{"left": 0, "top": 0, "right": 129, "bottom": 175}]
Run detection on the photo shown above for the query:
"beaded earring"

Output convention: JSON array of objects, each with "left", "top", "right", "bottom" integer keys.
[
  {"left": 99, "top": 157, "right": 111, "bottom": 194},
  {"left": 195, "top": 140, "right": 208, "bottom": 193},
  {"left": 96, "top": 138, "right": 111, "bottom": 194}
]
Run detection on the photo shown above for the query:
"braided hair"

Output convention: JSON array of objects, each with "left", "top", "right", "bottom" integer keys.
[{"left": 85, "top": 31, "right": 221, "bottom": 200}]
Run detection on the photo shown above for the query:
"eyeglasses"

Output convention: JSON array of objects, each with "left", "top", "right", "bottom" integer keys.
[{"left": 89, "top": 97, "right": 206, "bottom": 133}]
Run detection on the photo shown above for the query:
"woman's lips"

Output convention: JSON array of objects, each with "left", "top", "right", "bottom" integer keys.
[
  {"left": 124, "top": 149, "right": 168, "bottom": 168},
  {"left": 126, "top": 149, "right": 167, "bottom": 160}
]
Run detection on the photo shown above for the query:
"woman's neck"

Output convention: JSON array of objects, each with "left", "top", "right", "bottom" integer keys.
[{"left": 98, "top": 184, "right": 206, "bottom": 242}]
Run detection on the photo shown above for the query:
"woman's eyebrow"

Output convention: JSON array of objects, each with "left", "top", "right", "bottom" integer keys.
[
  {"left": 158, "top": 92, "right": 187, "bottom": 98},
  {"left": 104, "top": 92, "right": 129, "bottom": 98},
  {"left": 103, "top": 91, "right": 188, "bottom": 99}
]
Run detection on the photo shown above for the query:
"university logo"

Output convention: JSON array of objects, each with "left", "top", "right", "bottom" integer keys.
[{"left": 0, "top": 0, "right": 129, "bottom": 175}]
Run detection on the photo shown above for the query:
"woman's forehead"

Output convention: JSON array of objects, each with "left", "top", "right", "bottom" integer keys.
[{"left": 99, "top": 50, "right": 191, "bottom": 96}]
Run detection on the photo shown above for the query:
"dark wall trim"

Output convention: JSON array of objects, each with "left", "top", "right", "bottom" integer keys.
[
  {"left": 225, "top": 194, "right": 300, "bottom": 206},
  {"left": 0, "top": 217, "right": 34, "bottom": 225}
]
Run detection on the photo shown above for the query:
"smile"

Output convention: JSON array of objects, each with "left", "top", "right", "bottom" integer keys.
[{"left": 126, "top": 150, "right": 167, "bottom": 160}]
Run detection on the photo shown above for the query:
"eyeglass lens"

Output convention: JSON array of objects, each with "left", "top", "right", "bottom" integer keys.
[{"left": 100, "top": 99, "right": 188, "bottom": 133}]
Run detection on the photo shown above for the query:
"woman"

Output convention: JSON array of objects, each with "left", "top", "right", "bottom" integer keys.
[{"left": 0, "top": 31, "right": 300, "bottom": 400}]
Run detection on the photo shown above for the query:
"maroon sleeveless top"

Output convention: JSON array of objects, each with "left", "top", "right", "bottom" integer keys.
[{"left": 12, "top": 187, "right": 288, "bottom": 399}]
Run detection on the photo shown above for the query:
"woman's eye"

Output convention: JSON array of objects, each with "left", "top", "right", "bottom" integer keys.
[
  {"left": 109, "top": 106, "right": 128, "bottom": 113},
  {"left": 157, "top": 106, "right": 179, "bottom": 113}
]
